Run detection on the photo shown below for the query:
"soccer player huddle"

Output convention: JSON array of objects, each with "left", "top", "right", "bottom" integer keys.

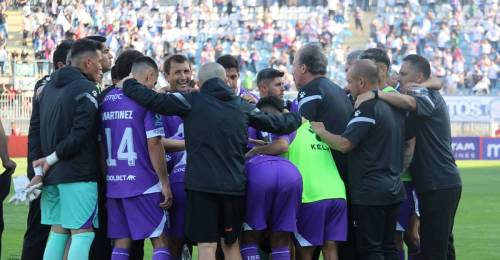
[{"left": 23, "top": 38, "right": 461, "bottom": 260}]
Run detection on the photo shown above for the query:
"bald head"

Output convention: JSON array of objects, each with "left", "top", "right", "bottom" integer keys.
[
  {"left": 346, "top": 59, "right": 379, "bottom": 99},
  {"left": 350, "top": 59, "right": 379, "bottom": 85},
  {"left": 198, "top": 62, "right": 227, "bottom": 87}
]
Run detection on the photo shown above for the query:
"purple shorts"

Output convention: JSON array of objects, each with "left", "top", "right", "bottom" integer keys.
[
  {"left": 243, "top": 157, "right": 302, "bottom": 232},
  {"left": 167, "top": 168, "right": 186, "bottom": 238},
  {"left": 294, "top": 199, "right": 348, "bottom": 247},
  {"left": 396, "top": 182, "right": 417, "bottom": 232},
  {"left": 107, "top": 192, "right": 168, "bottom": 240}
]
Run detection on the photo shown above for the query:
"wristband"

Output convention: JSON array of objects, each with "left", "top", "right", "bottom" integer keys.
[
  {"left": 34, "top": 166, "right": 44, "bottom": 177},
  {"left": 46, "top": 152, "right": 59, "bottom": 166}
]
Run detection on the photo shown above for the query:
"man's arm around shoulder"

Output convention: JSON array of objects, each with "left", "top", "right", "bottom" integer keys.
[{"left": 122, "top": 79, "right": 192, "bottom": 116}]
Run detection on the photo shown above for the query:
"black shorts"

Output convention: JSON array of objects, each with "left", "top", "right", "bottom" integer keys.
[{"left": 185, "top": 190, "right": 245, "bottom": 244}]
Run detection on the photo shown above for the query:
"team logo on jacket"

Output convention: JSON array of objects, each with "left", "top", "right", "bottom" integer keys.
[{"left": 299, "top": 91, "right": 305, "bottom": 99}]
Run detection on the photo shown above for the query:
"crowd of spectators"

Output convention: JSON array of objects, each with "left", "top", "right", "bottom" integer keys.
[
  {"left": 15, "top": 0, "right": 353, "bottom": 92},
  {"left": 3, "top": 0, "right": 500, "bottom": 95},
  {"left": 369, "top": 0, "right": 499, "bottom": 94}
]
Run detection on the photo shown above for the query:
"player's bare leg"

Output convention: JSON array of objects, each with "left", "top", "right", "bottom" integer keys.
[
  {"left": 114, "top": 238, "right": 132, "bottom": 249},
  {"left": 270, "top": 231, "right": 293, "bottom": 260},
  {"left": 221, "top": 238, "right": 243, "bottom": 260},
  {"left": 296, "top": 246, "right": 316, "bottom": 260},
  {"left": 322, "top": 241, "right": 339, "bottom": 260},
  {"left": 198, "top": 242, "right": 218, "bottom": 260}
]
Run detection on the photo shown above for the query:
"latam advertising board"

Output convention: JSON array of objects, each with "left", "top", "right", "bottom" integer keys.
[
  {"left": 444, "top": 96, "right": 500, "bottom": 122},
  {"left": 451, "top": 137, "right": 500, "bottom": 160},
  {"left": 452, "top": 137, "right": 481, "bottom": 160}
]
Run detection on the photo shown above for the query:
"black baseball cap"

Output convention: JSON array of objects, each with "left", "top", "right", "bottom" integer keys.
[
  {"left": 256, "top": 68, "right": 285, "bottom": 85},
  {"left": 359, "top": 48, "right": 391, "bottom": 68}
]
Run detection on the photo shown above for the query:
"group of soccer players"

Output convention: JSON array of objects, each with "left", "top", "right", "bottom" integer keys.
[{"left": 23, "top": 36, "right": 461, "bottom": 260}]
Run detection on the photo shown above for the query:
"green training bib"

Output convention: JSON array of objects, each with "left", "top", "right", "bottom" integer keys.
[{"left": 285, "top": 121, "right": 346, "bottom": 203}]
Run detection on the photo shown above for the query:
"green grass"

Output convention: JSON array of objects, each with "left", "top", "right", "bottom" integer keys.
[{"left": 2, "top": 158, "right": 500, "bottom": 259}]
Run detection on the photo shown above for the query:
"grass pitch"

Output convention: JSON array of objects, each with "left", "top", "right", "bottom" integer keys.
[{"left": 2, "top": 158, "right": 499, "bottom": 259}]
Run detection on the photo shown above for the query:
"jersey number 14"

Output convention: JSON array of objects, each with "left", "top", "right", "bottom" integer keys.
[{"left": 105, "top": 127, "right": 137, "bottom": 167}]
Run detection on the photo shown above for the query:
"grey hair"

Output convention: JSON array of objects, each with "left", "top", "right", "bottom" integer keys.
[
  {"left": 198, "top": 62, "right": 227, "bottom": 86},
  {"left": 298, "top": 43, "right": 328, "bottom": 75}
]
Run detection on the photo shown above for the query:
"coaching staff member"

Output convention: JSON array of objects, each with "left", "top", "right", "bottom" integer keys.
[
  {"left": 378, "top": 55, "right": 462, "bottom": 260},
  {"left": 293, "top": 43, "right": 353, "bottom": 183},
  {"left": 117, "top": 62, "right": 301, "bottom": 260},
  {"left": 293, "top": 43, "right": 354, "bottom": 259},
  {"left": 312, "top": 59, "right": 406, "bottom": 259}
]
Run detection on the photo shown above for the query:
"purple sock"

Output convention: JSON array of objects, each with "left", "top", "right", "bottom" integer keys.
[
  {"left": 398, "top": 248, "right": 405, "bottom": 260},
  {"left": 240, "top": 244, "right": 260, "bottom": 260},
  {"left": 152, "top": 247, "right": 171, "bottom": 260},
  {"left": 111, "top": 248, "right": 130, "bottom": 260},
  {"left": 271, "top": 246, "right": 290, "bottom": 260}
]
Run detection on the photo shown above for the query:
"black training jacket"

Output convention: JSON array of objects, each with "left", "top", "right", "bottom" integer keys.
[
  {"left": 27, "top": 74, "right": 50, "bottom": 180},
  {"left": 123, "top": 78, "right": 301, "bottom": 195},
  {"left": 29, "top": 66, "right": 99, "bottom": 185}
]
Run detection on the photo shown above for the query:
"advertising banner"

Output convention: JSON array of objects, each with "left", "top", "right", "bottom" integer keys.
[
  {"left": 451, "top": 137, "right": 480, "bottom": 160},
  {"left": 444, "top": 96, "right": 500, "bottom": 122},
  {"left": 481, "top": 138, "right": 500, "bottom": 160},
  {"left": 451, "top": 137, "right": 500, "bottom": 160}
]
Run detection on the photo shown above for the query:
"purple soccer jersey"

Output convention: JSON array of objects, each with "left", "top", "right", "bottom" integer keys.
[
  {"left": 244, "top": 129, "right": 302, "bottom": 232},
  {"left": 162, "top": 115, "right": 188, "bottom": 238},
  {"left": 247, "top": 128, "right": 290, "bottom": 149},
  {"left": 238, "top": 87, "right": 259, "bottom": 100},
  {"left": 162, "top": 115, "right": 185, "bottom": 172},
  {"left": 100, "top": 88, "right": 165, "bottom": 198},
  {"left": 289, "top": 98, "right": 299, "bottom": 113},
  {"left": 162, "top": 115, "right": 184, "bottom": 138}
]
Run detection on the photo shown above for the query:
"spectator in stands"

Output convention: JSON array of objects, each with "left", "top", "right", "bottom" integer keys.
[
  {"left": 495, "top": 125, "right": 500, "bottom": 137},
  {"left": 0, "top": 10, "right": 7, "bottom": 39},
  {"left": 0, "top": 45, "right": 6, "bottom": 76},
  {"left": 17, "top": 1, "right": 351, "bottom": 93},
  {"left": 370, "top": 0, "right": 499, "bottom": 94},
  {"left": 10, "top": 122, "right": 20, "bottom": 136}
]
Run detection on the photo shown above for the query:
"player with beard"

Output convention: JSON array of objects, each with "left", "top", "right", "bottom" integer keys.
[
  {"left": 248, "top": 68, "right": 287, "bottom": 143},
  {"left": 256, "top": 68, "right": 286, "bottom": 100}
]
